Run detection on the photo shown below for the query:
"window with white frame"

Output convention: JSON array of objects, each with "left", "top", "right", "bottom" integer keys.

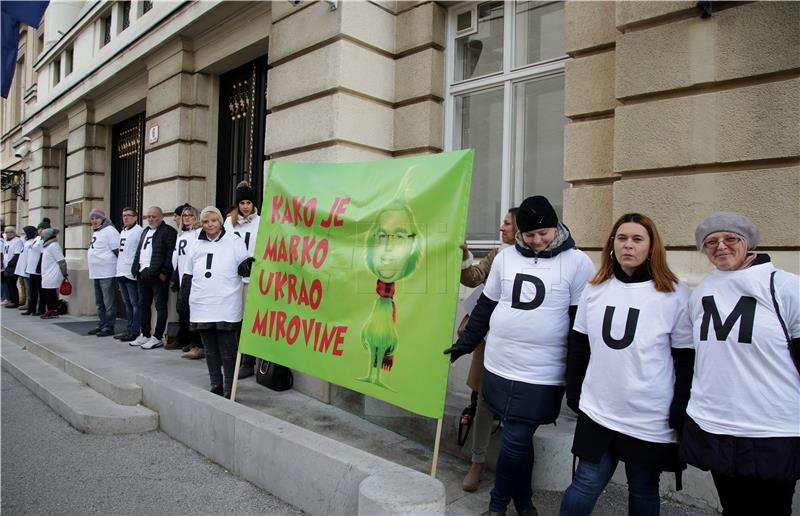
[{"left": 446, "top": 1, "right": 567, "bottom": 246}]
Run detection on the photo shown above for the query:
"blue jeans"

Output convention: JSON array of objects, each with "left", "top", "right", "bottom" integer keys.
[
  {"left": 118, "top": 277, "right": 140, "bottom": 335},
  {"left": 93, "top": 278, "right": 117, "bottom": 331},
  {"left": 560, "top": 451, "right": 662, "bottom": 516},
  {"left": 490, "top": 419, "right": 539, "bottom": 513},
  {"left": 138, "top": 278, "right": 168, "bottom": 339}
]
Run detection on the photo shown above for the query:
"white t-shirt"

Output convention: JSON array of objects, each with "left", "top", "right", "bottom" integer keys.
[
  {"left": 686, "top": 261, "right": 800, "bottom": 438},
  {"left": 483, "top": 246, "right": 596, "bottom": 385},
  {"left": 138, "top": 227, "right": 155, "bottom": 271},
  {"left": 87, "top": 225, "right": 120, "bottom": 279},
  {"left": 25, "top": 236, "right": 43, "bottom": 275},
  {"left": 14, "top": 238, "right": 32, "bottom": 277},
  {"left": 575, "top": 278, "right": 693, "bottom": 443},
  {"left": 188, "top": 230, "right": 248, "bottom": 323},
  {"left": 2, "top": 236, "right": 24, "bottom": 269},
  {"left": 41, "top": 242, "right": 65, "bottom": 289},
  {"left": 224, "top": 214, "right": 259, "bottom": 284},
  {"left": 172, "top": 228, "right": 199, "bottom": 285},
  {"left": 116, "top": 224, "right": 143, "bottom": 280}
]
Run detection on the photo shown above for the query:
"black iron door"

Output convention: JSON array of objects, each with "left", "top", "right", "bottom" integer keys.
[
  {"left": 216, "top": 57, "right": 267, "bottom": 214},
  {"left": 110, "top": 113, "right": 144, "bottom": 228}
]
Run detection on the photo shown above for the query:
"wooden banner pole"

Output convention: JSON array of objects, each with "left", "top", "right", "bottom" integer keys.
[
  {"left": 430, "top": 417, "right": 444, "bottom": 477},
  {"left": 230, "top": 352, "right": 243, "bottom": 401}
]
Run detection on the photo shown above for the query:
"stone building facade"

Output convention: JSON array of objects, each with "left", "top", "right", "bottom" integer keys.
[{"left": 1, "top": 1, "right": 798, "bottom": 509}]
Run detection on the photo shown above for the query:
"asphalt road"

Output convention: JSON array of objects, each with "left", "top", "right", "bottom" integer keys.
[{"left": 1, "top": 371, "right": 303, "bottom": 516}]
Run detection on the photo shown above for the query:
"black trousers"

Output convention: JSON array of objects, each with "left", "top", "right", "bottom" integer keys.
[
  {"left": 3, "top": 274, "right": 19, "bottom": 305},
  {"left": 40, "top": 288, "right": 59, "bottom": 311},
  {"left": 712, "top": 471, "right": 797, "bottom": 516},
  {"left": 26, "top": 273, "right": 41, "bottom": 312},
  {"left": 199, "top": 329, "right": 237, "bottom": 398}
]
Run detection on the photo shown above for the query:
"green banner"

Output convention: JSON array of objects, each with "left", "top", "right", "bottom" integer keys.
[{"left": 238, "top": 150, "right": 474, "bottom": 418}]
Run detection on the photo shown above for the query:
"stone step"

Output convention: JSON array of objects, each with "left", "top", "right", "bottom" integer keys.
[
  {"left": 1, "top": 326, "right": 143, "bottom": 406},
  {"left": 1, "top": 342, "right": 158, "bottom": 435}
]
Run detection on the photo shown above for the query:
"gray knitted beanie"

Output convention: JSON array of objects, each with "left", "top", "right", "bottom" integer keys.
[{"left": 695, "top": 212, "right": 759, "bottom": 251}]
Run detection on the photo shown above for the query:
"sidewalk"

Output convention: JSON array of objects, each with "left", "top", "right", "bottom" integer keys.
[{"left": 1, "top": 308, "right": 723, "bottom": 515}]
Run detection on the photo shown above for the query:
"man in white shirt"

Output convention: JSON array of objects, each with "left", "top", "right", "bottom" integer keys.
[
  {"left": 87, "top": 208, "right": 120, "bottom": 337},
  {"left": 115, "top": 207, "right": 144, "bottom": 342}
]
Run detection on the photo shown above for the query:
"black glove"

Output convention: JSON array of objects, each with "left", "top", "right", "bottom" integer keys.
[
  {"left": 669, "top": 348, "right": 695, "bottom": 432},
  {"left": 237, "top": 256, "right": 256, "bottom": 277},
  {"left": 566, "top": 397, "right": 580, "bottom": 414},
  {"left": 669, "top": 398, "right": 689, "bottom": 432},
  {"left": 443, "top": 344, "right": 469, "bottom": 363}
]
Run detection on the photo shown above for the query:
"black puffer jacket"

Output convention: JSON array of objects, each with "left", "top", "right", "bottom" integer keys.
[{"left": 131, "top": 221, "right": 177, "bottom": 281}]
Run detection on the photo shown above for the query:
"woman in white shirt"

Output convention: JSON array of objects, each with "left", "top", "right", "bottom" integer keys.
[
  {"left": 681, "top": 212, "right": 800, "bottom": 516},
  {"left": 179, "top": 206, "right": 252, "bottom": 399},
  {"left": 39, "top": 228, "right": 67, "bottom": 319},
  {"left": 445, "top": 195, "right": 595, "bottom": 516},
  {"left": 223, "top": 181, "right": 260, "bottom": 379},
  {"left": 171, "top": 204, "right": 203, "bottom": 358},
  {"left": 560, "top": 213, "right": 694, "bottom": 516},
  {"left": 15, "top": 226, "right": 37, "bottom": 311}
]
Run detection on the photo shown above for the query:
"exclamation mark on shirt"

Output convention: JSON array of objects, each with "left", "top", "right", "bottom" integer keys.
[{"left": 205, "top": 253, "right": 213, "bottom": 278}]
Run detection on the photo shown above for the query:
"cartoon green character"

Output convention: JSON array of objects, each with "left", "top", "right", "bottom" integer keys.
[{"left": 360, "top": 171, "right": 424, "bottom": 390}]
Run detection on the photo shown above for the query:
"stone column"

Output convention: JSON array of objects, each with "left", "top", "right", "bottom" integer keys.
[
  {"left": 611, "top": 1, "right": 799, "bottom": 280},
  {"left": 562, "top": 1, "right": 618, "bottom": 251},
  {"left": 144, "top": 38, "right": 211, "bottom": 212},
  {"left": 26, "top": 129, "right": 62, "bottom": 230},
  {"left": 65, "top": 101, "right": 107, "bottom": 315}
]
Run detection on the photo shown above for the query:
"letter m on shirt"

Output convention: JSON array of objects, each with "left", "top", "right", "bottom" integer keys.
[{"left": 700, "top": 295, "right": 757, "bottom": 344}]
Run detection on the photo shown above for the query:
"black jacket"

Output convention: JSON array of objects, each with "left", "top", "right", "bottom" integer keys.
[{"left": 131, "top": 221, "right": 177, "bottom": 281}]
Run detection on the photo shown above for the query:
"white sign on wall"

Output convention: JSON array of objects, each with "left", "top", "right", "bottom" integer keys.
[{"left": 148, "top": 124, "right": 159, "bottom": 144}]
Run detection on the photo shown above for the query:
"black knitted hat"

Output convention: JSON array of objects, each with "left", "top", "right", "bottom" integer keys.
[
  {"left": 235, "top": 182, "right": 255, "bottom": 204},
  {"left": 516, "top": 196, "right": 558, "bottom": 232}
]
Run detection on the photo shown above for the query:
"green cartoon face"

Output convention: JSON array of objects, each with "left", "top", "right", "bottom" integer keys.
[{"left": 367, "top": 208, "right": 421, "bottom": 283}]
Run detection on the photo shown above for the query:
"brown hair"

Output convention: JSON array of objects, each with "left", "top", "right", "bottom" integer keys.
[
  {"left": 590, "top": 213, "right": 678, "bottom": 293},
  {"left": 122, "top": 207, "right": 138, "bottom": 216}
]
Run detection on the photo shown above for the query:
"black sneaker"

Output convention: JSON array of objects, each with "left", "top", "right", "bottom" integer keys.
[
  {"left": 20, "top": 310, "right": 34, "bottom": 316},
  {"left": 96, "top": 328, "right": 116, "bottom": 337},
  {"left": 209, "top": 385, "right": 224, "bottom": 396},
  {"left": 5, "top": 304, "right": 19, "bottom": 309},
  {"left": 87, "top": 327, "right": 102, "bottom": 335},
  {"left": 119, "top": 333, "right": 138, "bottom": 342},
  {"left": 113, "top": 333, "right": 127, "bottom": 340}
]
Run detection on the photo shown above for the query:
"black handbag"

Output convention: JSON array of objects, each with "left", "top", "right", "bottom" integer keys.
[{"left": 255, "top": 358, "right": 294, "bottom": 391}]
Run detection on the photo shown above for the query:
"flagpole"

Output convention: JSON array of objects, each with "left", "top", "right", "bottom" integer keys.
[
  {"left": 230, "top": 352, "right": 243, "bottom": 401},
  {"left": 430, "top": 417, "right": 444, "bottom": 477}
]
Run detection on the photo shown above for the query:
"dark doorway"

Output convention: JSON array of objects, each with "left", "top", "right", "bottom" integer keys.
[
  {"left": 110, "top": 113, "right": 144, "bottom": 228},
  {"left": 215, "top": 57, "right": 267, "bottom": 214}
]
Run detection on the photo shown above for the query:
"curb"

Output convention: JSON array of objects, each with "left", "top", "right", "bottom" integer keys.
[
  {"left": 2, "top": 326, "right": 143, "bottom": 405},
  {"left": 1, "top": 343, "right": 158, "bottom": 435}
]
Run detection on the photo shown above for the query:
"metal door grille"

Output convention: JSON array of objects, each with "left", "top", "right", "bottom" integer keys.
[
  {"left": 215, "top": 57, "right": 267, "bottom": 213},
  {"left": 110, "top": 113, "right": 144, "bottom": 228}
]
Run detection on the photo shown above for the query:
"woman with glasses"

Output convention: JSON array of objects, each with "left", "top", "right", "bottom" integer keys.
[
  {"left": 559, "top": 213, "right": 694, "bottom": 516},
  {"left": 681, "top": 212, "right": 800, "bottom": 516},
  {"left": 172, "top": 205, "right": 204, "bottom": 359}
]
